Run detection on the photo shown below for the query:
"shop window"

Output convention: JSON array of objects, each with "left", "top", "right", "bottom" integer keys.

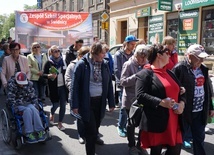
[
  {"left": 201, "top": 9, "right": 214, "bottom": 55},
  {"left": 167, "top": 19, "right": 178, "bottom": 42}
]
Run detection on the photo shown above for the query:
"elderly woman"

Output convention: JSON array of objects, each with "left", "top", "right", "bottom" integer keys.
[
  {"left": 1, "top": 42, "right": 30, "bottom": 88},
  {"left": 43, "top": 45, "right": 67, "bottom": 131},
  {"left": 27, "top": 42, "right": 48, "bottom": 101},
  {"left": 135, "top": 44, "right": 186, "bottom": 155},
  {"left": 120, "top": 44, "right": 149, "bottom": 154}
]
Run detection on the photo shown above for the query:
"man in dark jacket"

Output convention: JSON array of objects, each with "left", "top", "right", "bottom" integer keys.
[
  {"left": 172, "top": 44, "right": 214, "bottom": 155},
  {"left": 65, "top": 39, "right": 83, "bottom": 66},
  {"left": 70, "top": 42, "right": 115, "bottom": 155}
]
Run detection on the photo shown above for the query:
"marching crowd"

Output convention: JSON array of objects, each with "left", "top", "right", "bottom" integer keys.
[{"left": 0, "top": 35, "right": 214, "bottom": 155}]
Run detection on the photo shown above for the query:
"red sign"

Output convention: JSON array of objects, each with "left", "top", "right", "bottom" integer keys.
[{"left": 17, "top": 11, "right": 90, "bottom": 30}]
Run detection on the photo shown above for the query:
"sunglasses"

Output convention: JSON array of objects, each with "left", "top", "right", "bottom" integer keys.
[
  {"left": 53, "top": 50, "right": 60, "bottom": 53},
  {"left": 33, "top": 46, "right": 40, "bottom": 49}
]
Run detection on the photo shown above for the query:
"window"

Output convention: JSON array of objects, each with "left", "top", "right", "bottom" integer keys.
[
  {"left": 89, "top": 0, "right": 94, "bottom": 6},
  {"left": 78, "top": 0, "right": 83, "bottom": 10},
  {"left": 70, "top": 0, "right": 74, "bottom": 11},
  {"left": 97, "top": 0, "right": 103, "bottom": 3}
]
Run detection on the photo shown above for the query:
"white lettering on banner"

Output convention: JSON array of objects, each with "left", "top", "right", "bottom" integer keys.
[
  {"left": 28, "top": 13, "right": 82, "bottom": 20},
  {"left": 184, "top": 0, "right": 209, "bottom": 6}
]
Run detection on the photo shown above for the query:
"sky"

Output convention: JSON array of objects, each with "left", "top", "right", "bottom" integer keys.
[{"left": 0, "top": 0, "right": 37, "bottom": 15}]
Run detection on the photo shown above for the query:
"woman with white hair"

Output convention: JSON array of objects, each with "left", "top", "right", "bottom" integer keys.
[{"left": 120, "top": 44, "right": 149, "bottom": 155}]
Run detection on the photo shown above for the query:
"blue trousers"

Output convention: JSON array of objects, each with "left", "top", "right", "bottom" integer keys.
[
  {"left": 17, "top": 104, "right": 44, "bottom": 134},
  {"left": 118, "top": 90, "right": 127, "bottom": 129},
  {"left": 32, "top": 80, "right": 45, "bottom": 99}
]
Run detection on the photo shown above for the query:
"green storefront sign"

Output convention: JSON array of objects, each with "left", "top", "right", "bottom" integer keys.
[
  {"left": 182, "top": 0, "right": 214, "bottom": 10},
  {"left": 148, "top": 15, "right": 164, "bottom": 45},
  {"left": 136, "top": 7, "right": 151, "bottom": 18},
  {"left": 158, "top": 0, "right": 172, "bottom": 11},
  {"left": 178, "top": 9, "right": 199, "bottom": 54}
]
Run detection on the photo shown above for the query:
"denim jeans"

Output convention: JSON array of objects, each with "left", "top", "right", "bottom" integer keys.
[
  {"left": 51, "top": 86, "right": 67, "bottom": 122},
  {"left": 118, "top": 90, "right": 127, "bottom": 129},
  {"left": 32, "top": 80, "right": 45, "bottom": 99},
  {"left": 17, "top": 104, "right": 44, "bottom": 134}
]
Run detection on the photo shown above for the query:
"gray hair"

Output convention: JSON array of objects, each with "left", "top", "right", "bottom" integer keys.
[{"left": 134, "top": 44, "right": 150, "bottom": 57}]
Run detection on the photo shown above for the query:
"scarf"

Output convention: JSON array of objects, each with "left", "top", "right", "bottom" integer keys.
[{"left": 50, "top": 55, "right": 64, "bottom": 69}]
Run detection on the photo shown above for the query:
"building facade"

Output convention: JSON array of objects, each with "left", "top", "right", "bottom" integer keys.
[
  {"left": 40, "top": 0, "right": 110, "bottom": 44},
  {"left": 109, "top": 0, "right": 214, "bottom": 56}
]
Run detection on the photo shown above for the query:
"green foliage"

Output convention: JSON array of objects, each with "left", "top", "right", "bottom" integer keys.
[
  {"left": 24, "top": 4, "right": 37, "bottom": 10},
  {"left": 1, "top": 14, "right": 15, "bottom": 39}
]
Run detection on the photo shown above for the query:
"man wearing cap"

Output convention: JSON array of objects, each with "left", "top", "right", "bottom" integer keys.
[
  {"left": 114, "top": 35, "right": 138, "bottom": 137},
  {"left": 7, "top": 72, "right": 46, "bottom": 144},
  {"left": 172, "top": 44, "right": 214, "bottom": 155}
]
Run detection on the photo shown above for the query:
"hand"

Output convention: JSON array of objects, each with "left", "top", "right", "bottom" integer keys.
[
  {"left": 37, "top": 71, "right": 43, "bottom": 76},
  {"left": 174, "top": 101, "right": 185, "bottom": 114},
  {"left": 210, "top": 110, "right": 214, "bottom": 117},
  {"left": 48, "top": 73, "right": 57, "bottom": 79},
  {"left": 159, "top": 98, "right": 175, "bottom": 109},
  {"left": 108, "top": 107, "right": 114, "bottom": 112},
  {"left": 72, "top": 108, "right": 79, "bottom": 114},
  {"left": 180, "top": 87, "right": 186, "bottom": 95}
]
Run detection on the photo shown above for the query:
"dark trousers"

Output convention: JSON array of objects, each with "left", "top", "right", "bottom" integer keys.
[
  {"left": 126, "top": 109, "right": 141, "bottom": 148},
  {"left": 84, "top": 97, "right": 102, "bottom": 155},
  {"left": 150, "top": 144, "right": 181, "bottom": 155},
  {"left": 77, "top": 118, "right": 85, "bottom": 138},
  {"left": 191, "top": 111, "right": 206, "bottom": 155}
]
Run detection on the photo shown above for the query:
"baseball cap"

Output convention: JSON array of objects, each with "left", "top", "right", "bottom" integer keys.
[
  {"left": 15, "top": 72, "right": 28, "bottom": 85},
  {"left": 125, "top": 35, "right": 139, "bottom": 42},
  {"left": 187, "top": 44, "right": 209, "bottom": 58}
]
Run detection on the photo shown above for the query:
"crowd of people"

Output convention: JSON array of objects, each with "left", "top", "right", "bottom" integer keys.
[{"left": 0, "top": 35, "right": 214, "bottom": 155}]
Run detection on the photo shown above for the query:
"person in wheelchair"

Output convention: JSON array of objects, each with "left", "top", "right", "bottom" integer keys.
[{"left": 7, "top": 71, "right": 46, "bottom": 144}]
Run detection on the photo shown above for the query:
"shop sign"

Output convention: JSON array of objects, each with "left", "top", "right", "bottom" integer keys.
[
  {"left": 148, "top": 15, "right": 164, "bottom": 45},
  {"left": 178, "top": 9, "right": 199, "bottom": 54},
  {"left": 158, "top": 0, "right": 172, "bottom": 11},
  {"left": 136, "top": 7, "right": 151, "bottom": 18},
  {"left": 182, "top": 0, "right": 214, "bottom": 10}
]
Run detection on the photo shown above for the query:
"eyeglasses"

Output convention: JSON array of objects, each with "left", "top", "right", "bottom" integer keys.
[
  {"left": 158, "top": 48, "right": 170, "bottom": 56},
  {"left": 33, "top": 46, "right": 40, "bottom": 49},
  {"left": 53, "top": 50, "right": 60, "bottom": 53},
  {"left": 11, "top": 48, "right": 20, "bottom": 52}
]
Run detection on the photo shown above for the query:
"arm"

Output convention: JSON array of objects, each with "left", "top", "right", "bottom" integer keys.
[
  {"left": 65, "top": 63, "right": 74, "bottom": 90},
  {"left": 114, "top": 52, "right": 122, "bottom": 84},
  {"left": 27, "top": 55, "right": 39, "bottom": 75},
  {"left": 25, "top": 58, "right": 31, "bottom": 80},
  {"left": 120, "top": 62, "right": 136, "bottom": 87},
  {"left": 1, "top": 58, "right": 8, "bottom": 87}
]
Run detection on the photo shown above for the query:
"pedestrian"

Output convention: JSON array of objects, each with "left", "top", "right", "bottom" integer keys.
[
  {"left": 1, "top": 42, "right": 30, "bottom": 88},
  {"left": 0, "top": 43, "right": 11, "bottom": 92},
  {"left": 27, "top": 42, "right": 48, "bottom": 101},
  {"left": 162, "top": 36, "right": 178, "bottom": 70},
  {"left": 70, "top": 42, "right": 115, "bottom": 155},
  {"left": 120, "top": 44, "right": 149, "bottom": 155},
  {"left": 172, "top": 44, "right": 214, "bottom": 155},
  {"left": 65, "top": 46, "right": 90, "bottom": 144},
  {"left": 114, "top": 35, "right": 138, "bottom": 137},
  {"left": 65, "top": 39, "right": 83, "bottom": 66},
  {"left": 43, "top": 45, "right": 67, "bottom": 131},
  {"left": 7, "top": 72, "right": 46, "bottom": 143},
  {"left": 136, "top": 44, "right": 186, "bottom": 155}
]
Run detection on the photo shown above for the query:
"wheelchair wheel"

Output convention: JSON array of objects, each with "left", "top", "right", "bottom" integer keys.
[{"left": 0, "top": 109, "right": 12, "bottom": 143}]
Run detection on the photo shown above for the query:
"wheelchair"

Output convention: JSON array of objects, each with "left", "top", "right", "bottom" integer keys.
[{"left": 0, "top": 101, "right": 51, "bottom": 149}]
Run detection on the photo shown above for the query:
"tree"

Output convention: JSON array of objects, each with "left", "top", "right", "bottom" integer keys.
[
  {"left": 1, "top": 13, "right": 15, "bottom": 39},
  {"left": 0, "top": 14, "right": 8, "bottom": 39},
  {"left": 24, "top": 4, "right": 37, "bottom": 10}
]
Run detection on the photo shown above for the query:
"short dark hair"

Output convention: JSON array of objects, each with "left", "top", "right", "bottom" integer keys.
[
  {"left": 8, "top": 37, "right": 12, "bottom": 40},
  {"left": 75, "top": 39, "right": 83, "bottom": 44},
  {"left": 9, "top": 42, "right": 21, "bottom": 49}
]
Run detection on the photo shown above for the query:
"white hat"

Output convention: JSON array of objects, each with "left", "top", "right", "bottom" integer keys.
[
  {"left": 187, "top": 44, "right": 209, "bottom": 58},
  {"left": 15, "top": 72, "right": 28, "bottom": 85}
]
